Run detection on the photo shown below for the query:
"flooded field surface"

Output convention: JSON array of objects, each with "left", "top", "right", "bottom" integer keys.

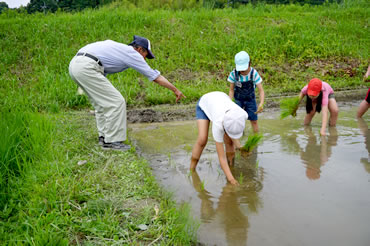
[{"left": 129, "top": 101, "right": 370, "bottom": 246}]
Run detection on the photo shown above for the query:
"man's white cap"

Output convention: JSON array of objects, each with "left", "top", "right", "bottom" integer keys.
[
  {"left": 223, "top": 108, "right": 248, "bottom": 139},
  {"left": 235, "top": 51, "right": 250, "bottom": 71}
]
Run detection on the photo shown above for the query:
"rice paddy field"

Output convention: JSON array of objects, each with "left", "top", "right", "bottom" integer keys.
[{"left": 0, "top": 0, "right": 369, "bottom": 244}]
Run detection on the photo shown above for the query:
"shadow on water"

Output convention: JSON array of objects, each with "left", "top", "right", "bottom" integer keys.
[{"left": 129, "top": 102, "right": 370, "bottom": 246}]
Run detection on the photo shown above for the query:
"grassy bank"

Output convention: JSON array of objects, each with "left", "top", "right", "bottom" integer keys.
[
  {"left": 0, "top": 109, "right": 197, "bottom": 245},
  {"left": 1, "top": 1, "right": 369, "bottom": 111}
]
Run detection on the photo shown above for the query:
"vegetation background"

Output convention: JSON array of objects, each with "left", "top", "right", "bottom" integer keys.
[
  {"left": 0, "top": 0, "right": 369, "bottom": 244},
  {"left": 0, "top": 0, "right": 344, "bottom": 14},
  {"left": 1, "top": 0, "right": 368, "bottom": 111}
]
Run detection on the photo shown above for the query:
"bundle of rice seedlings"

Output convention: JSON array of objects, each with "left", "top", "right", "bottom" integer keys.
[
  {"left": 280, "top": 96, "right": 300, "bottom": 119},
  {"left": 241, "top": 133, "right": 263, "bottom": 153}
]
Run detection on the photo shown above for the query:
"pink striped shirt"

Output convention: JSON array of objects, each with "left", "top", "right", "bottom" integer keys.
[{"left": 301, "top": 81, "right": 334, "bottom": 106}]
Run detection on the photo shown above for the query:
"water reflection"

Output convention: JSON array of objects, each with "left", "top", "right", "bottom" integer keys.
[
  {"left": 300, "top": 126, "right": 338, "bottom": 180},
  {"left": 191, "top": 150, "right": 263, "bottom": 246},
  {"left": 357, "top": 118, "right": 370, "bottom": 172},
  {"left": 191, "top": 170, "right": 215, "bottom": 222}
]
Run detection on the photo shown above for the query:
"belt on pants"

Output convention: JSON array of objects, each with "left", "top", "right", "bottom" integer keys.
[{"left": 76, "top": 52, "right": 102, "bottom": 66}]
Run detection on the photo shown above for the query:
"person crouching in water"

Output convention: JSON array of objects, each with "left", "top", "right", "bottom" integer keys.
[
  {"left": 190, "top": 91, "right": 248, "bottom": 185},
  {"left": 296, "top": 78, "right": 339, "bottom": 136}
]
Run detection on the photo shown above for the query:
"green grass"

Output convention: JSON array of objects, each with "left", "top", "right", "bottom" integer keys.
[
  {"left": 241, "top": 133, "right": 263, "bottom": 153},
  {"left": 280, "top": 96, "right": 301, "bottom": 119},
  {"left": 0, "top": 110, "right": 54, "bottom": 211},
  {"left": 0, "top": 111, "right": 197, "bottom": 245},
  {"left": 1, "top": 1, "right": 369, "bottom": 112}
]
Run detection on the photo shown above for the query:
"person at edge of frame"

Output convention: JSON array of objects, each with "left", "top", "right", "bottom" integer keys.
[{"left": 357, "top": 65, "right": 370, "bottom": 118}]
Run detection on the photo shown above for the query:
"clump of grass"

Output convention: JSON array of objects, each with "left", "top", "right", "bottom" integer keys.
[
  {"left": 241, "top": 133, "right": 263, "bottom": 153},
  {"left": 0, "top": 110, "right": 54, "bottom": 211},
  {"left": 280, "top": 97, "right": 300, "bottom": 119}
]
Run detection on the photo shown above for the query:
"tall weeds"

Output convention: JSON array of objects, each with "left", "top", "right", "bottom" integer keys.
[{"left": 0, "top": 110, "right": 54, "bottom": 212}]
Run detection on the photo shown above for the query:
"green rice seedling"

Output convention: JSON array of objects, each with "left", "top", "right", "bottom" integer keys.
[
  {"left": 187, "top": 170, "right": 192, "bottom": 180},
  {"left": 241, "top": 133, "right": 263, "bottom": 153},
  {"left": 200, "top": 180, "right": 205, "bottom": 191},
  {"left": 280, "top": 96, "right": 300, "bottom": 119},
  {"left": 238, "top": 173, "right": 244, "bottom": 185}
]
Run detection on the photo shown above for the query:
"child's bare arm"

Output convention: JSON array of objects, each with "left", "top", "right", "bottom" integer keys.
[
  {"left": 364, "top": 65, "right": 370, "bottom": 81},
  {"left": 320, "top": 106, "right": 329, "bottom": 136},
  {"left": 292, "top": 92, "right": 305, "bottom": 116},
  {"left": 229, "top": 83, "right": 235, "bottom": 100},
  {"left": 256, "top": 83, "right": 265, "bottom": 113},
  {"left": 298, "top": 92, "right": 305, "bottom": 101},
  {"left": 215, "top": 142, "right": 238, "bottom": 185}
]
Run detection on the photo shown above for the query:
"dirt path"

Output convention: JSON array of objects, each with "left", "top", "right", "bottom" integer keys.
[{"left": 127, "top": 89, "right": 366, "bottom": 123}]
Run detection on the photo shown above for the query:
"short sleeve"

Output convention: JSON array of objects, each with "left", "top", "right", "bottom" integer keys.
[
  {"left": 212, "top": 123, "right": 225, "bottom": 143},
  {"left": 301, "top": 85, "right": 308, "bottom": 95},
  {"left": 253, "top": 70, "right": 262, "bottom": 85},
  {"left": 227, "top": 70, "right": 237, "bottom": 83}
]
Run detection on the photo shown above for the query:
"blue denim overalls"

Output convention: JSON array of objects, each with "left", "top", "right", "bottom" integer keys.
[
  {"left": 233, "top": 68, "right": 257, "bottom": 121},
  {"left": 234, "top": 68, "right": 255, "bottom": 101}
]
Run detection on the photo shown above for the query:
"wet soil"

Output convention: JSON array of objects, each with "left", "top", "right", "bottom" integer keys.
[{"left": 127, "top": 89, "right": 367, "bottom": 123}]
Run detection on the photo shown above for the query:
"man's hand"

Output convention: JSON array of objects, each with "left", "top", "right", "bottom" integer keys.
[
  {"left": 153, "top": 76, "right": 186, "bottom": 103},
  {"left": 174, "top": 89, "right": 186, "bottom": 103}
]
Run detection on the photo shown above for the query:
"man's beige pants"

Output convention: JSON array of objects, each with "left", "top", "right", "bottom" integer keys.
[{"left": 69, "top": 55, "right": 126, "bottom": 143}]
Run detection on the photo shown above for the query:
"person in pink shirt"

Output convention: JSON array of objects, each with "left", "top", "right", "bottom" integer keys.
[
  {"left": 296, "top": 78, "right": 339, "bottom": 136},
  {"left": 356, "top": 65, "right": 370, "bottom": 118}
]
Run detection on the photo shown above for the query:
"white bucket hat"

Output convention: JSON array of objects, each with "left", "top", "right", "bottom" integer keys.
[{"left": 223, "top": 108, "right": 247, "bottom": 139}]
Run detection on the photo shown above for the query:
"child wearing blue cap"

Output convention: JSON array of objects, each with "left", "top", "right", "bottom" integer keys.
[{"left": 227, "top": 51, "right": 265, "bottom": 132}]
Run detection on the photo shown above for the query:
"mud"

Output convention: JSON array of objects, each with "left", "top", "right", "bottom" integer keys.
[
  {"left": 127, "top": 89, "right": 367, "bottom": 123},
  {"left": 127, "top": 105, "right": 195, "bottom": 123}
]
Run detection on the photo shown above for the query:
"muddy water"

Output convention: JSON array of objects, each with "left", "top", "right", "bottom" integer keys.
[{"left": 129, "top": 101, "right": 370, "bottom": 246}]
